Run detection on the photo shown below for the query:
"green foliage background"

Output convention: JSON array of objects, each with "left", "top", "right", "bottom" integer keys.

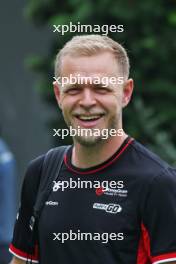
[{"left": 25, "top": 0, "right": 176, "bottom": 165}]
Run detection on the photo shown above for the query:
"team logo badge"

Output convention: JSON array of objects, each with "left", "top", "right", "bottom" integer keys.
[{"left": 93, "top": 203, "right": 122, "bottom": 214}]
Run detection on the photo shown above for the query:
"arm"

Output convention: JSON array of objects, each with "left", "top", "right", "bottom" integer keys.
[
  {"left": 10, "top": 256, "right": 25, "bottom": 264},
  {"left": 9, "top": 156, "right": 44, "bottom": 263},
  {"left": 142, "top": 168, "right": 176, "bottom": 264}
]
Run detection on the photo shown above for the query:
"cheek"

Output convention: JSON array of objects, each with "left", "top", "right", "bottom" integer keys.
[
  {"left": 61, "top": 106, "right": 72, "bottom": 126},
  {"left": 111, "top": 93, "right": 123, "bottom": 109},
  {"left": 61, "top": 95, "right": 77, "bottom": 111},
  {"left": 98, "top": 94, "right": 122, "bottom": 112},
  {"left": 60, "top": 97, "right": 79, "bottom": 123}
]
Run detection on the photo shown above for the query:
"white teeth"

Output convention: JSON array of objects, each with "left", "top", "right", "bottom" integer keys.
[{"left": 79, "top": 115, "right": 101, "bottom": 120}]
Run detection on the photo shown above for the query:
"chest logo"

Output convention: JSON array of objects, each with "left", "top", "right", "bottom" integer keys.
[
  {"left": 45, "top": 201, "right": 59, "bottom": 206},
  {"left": 93, "top": 203, "right": 122, "bottom": 214}
]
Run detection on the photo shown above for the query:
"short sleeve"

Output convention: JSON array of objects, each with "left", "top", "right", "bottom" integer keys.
[
  {"left": 9, "top": 155, "right": 44, "bottom": 263},
  {"left": 142, "top": 167, "right": 176, "bottom": 264}
]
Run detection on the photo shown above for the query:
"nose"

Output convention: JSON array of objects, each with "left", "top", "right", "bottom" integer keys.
[{"left": 79, "top": 88, "right": 96, "bottom": 109}]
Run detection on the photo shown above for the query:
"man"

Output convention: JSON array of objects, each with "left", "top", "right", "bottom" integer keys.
[{"left": 10, "top": 35, "right": 176, "bottom": 264}]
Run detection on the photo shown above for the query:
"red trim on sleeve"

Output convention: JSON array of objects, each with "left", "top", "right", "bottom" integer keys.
[
  {"left": 9, "top": 243, "right": 39, "bottom": 261},
  {"left": 152, "top": 252, "right": 176, "bottom": 263},
  {"left": 137, "top": 224, "right": 176, "bottom": 264},
  {"left": 137, "top": 223, "right": 152, "bottom": 264}
]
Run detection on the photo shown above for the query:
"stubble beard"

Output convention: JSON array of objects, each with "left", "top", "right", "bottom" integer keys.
[{"left": 66, "top": 114, "right": 121, "bottom": 147}]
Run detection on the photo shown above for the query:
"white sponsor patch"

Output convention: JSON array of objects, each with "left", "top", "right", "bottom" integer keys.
[
  {"left": 93, "top": 203, "right": 122, "bottom": 214},
  {"left": 104, "top": 188, "right": 128, "bottom": 197},
  {"left": 45, "top": 201, "right": 59, "bottom": 206}
]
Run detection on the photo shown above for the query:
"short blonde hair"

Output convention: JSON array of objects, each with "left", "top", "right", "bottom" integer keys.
[{"left": 54, "top": 35, "right": 130, "bottom": 80}]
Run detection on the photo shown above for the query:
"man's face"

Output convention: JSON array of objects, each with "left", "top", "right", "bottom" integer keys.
[{"left": 54, "top": 51, "right": 133, "bottom": 146}]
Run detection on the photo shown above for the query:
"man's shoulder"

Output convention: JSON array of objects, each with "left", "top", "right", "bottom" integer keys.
[
  {"left": 131, "top": 139, "right": 170, "bottom": 168},
  {"left": 25, "top": 145, "right": 69, "bottom": 181},
  {"left": 129, "top": 139, "right": 175, "bottom": 180},
  {"left": 22, "top": 154, "right": 45, "bottom": 190},
  {"left": 27, "top": 154, "right": 45, "bottom": 174}
]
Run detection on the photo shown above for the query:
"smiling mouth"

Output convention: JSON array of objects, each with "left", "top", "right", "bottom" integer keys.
[{"left": 75, "top": 114, "right": 105, "bottom": 122}]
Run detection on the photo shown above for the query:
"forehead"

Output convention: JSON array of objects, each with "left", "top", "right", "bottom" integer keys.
[{"left": 60, "top": 52, "right": 119, "bottom": 77}]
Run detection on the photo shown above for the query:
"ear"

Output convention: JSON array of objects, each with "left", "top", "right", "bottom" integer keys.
[
  {"left": 53, "top": 81, "right": 62, "bottom": 109},
  {"left": 122, "top": 78, "right": 134, "bottom": 108}
]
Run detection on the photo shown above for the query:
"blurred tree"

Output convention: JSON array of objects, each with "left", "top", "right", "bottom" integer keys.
[{"left": 24, "top": 0, "right": 176, "bottom": 164}]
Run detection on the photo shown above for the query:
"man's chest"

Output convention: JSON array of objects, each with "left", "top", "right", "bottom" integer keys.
[{"left": 39, "top": 170, "right": 143, "bottom": 241}]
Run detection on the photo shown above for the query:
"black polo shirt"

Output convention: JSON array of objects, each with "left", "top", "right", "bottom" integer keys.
[{"left": 9, "top": 137, "right": 176, "bottom": 263}]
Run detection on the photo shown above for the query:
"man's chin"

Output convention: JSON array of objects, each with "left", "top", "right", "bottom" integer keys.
[{"left": 73, "top": 135, "right": 104, "bottom": 147}]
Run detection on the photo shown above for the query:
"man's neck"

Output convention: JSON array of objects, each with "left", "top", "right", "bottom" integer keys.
[{"left": 71, "top": 133, "right": 128, "bottom": 169}]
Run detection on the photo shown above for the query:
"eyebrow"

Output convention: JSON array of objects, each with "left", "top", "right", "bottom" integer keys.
[{"left": 62, "top": 83, "right": 82, "bottom": 92}]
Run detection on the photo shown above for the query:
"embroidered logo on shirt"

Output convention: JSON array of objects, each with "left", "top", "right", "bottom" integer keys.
[
  {"left": 93, "top": 203, "right": 122, "bottom": 214},
  {"left": 45, "top": 201, "right": 59, "bottom": 206},
  {"left": 103, "top": 188, "right": 128, "bottom": 197},
  {"left": 95, "top": 187, "right": 105, "bottom": 196}
]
